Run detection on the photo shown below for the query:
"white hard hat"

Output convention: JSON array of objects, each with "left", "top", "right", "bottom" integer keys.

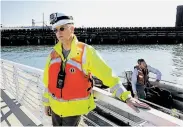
[{"left": 50, "top": 12, "right": 74, "bottom": 29}]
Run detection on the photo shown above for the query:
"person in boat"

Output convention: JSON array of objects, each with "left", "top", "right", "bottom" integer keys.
[
  {"left": 131, "top": 59, "right": 162, "bottom": 99},
  {"left": 42, "top": 12, "right": 150, "bottom": 126}
]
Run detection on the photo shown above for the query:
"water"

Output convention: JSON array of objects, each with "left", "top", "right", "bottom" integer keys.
[{"left": 1, "top": 44, "right": 183, "bottom": 85}]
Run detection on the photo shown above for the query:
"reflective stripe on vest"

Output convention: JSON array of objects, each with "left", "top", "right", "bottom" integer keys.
[
  {"left": 48, "top": 92, "right": 90, "bottom": 102},
  {"left": 42, "top": 97, "right": 49, "bottom": 103},
  {"left": 67, "top": 59, "right": 82, "bottom": 71},
  {"left": 50, "top": 58, "right": 61, "bottom": 64}
]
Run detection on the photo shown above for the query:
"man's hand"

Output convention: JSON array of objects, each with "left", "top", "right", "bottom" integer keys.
[
  {"left": 126, "top": 97, "right": 150, "bottom": 112},
  {"left": 45, "top": 106, "right": 52, "bottom": 116}
]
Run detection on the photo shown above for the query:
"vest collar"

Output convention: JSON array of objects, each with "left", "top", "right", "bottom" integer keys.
[{"left": 53, "top": 35, "right": 79, "bottom": 61}]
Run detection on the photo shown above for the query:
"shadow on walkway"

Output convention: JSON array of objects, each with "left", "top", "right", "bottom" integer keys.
[{"left": 1, "top": 89, "right": 37, "bottom": 126}]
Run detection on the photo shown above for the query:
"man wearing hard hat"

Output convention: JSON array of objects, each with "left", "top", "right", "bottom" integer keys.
[{"left": 42, "top": 12, "right": 150, "bottom": 126}]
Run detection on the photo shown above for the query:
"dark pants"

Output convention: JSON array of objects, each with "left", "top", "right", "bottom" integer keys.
[
  {"left": 136, "top": 83, "right": 146, "bottom": 99},
  {"left": 51, "top": 111, "right": 81, "bottom": 126}
]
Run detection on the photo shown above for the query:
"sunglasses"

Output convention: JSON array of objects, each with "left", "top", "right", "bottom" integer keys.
[
  {"left": 53, "top": 24, "right": 72, "bottom": 33},
  {"left": 53, "top": 27, "right": 65, "bottom": 33}
]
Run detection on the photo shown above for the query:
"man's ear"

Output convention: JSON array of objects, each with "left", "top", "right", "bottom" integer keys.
[{"left": 70, "top": 25, "right": 75, "bottom": 33}]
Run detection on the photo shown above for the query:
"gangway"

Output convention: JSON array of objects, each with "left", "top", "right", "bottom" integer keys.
[{"left": 1, "top": 59, "right": 183, "bottom": 126}]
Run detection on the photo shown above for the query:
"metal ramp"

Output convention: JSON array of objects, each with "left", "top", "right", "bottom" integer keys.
[{"left": 1, "top": 59, "right": 183, "bottom": 126}]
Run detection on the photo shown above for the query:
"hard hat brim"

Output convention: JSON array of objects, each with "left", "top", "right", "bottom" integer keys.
[{"left": 52, "top": 19, "right": 74, "bottom": 30}]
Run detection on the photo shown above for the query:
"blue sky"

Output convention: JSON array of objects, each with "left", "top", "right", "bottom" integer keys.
[{"left": 1, "top": 0, "right": 183, "bottom": 27}]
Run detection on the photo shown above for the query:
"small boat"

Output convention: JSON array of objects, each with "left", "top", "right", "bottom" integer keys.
[{"left": 93, "top": 71, "right": 183, "bottom": 120}]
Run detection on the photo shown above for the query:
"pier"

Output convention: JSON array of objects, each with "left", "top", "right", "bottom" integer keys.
[{"left": 1, "top": 27, "right": 183, "bottom": 46}]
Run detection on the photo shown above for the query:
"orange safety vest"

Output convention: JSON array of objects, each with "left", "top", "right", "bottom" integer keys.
[
  {"left": 48, "top": 42, "right": 92, "bottom": 100},
  {"left": 134, "top": 65, "right": 149, "bottom": 85}
]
